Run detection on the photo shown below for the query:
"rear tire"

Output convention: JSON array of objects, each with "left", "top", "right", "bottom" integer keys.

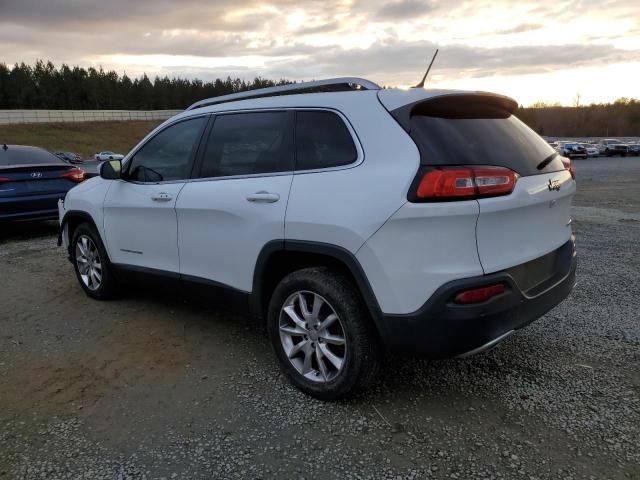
[
  {"left": 71, "top": 223, "right": 116, "bottom": 300},
  {"left": 267, "top": 267, "right": 382, "bottom": 400}
]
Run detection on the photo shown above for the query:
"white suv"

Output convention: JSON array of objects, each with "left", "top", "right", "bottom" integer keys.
[{"left": 58, "top": 78, "right": 577, "bottom": 400}]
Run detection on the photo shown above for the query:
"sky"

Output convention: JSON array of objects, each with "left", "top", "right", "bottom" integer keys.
[{"left": 1, "top": 0, "right": 639, "bottom": 106}]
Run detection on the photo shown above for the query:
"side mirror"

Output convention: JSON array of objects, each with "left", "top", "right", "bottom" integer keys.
[{"left": 100, "top": 159, "right": 122, "bottom": 180}]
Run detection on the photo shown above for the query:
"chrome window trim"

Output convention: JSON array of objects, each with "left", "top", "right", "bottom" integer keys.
[
  {"left": 188, "top": 170, "right": 295, "bottom": 184},
  {"left": 120, "top": 107, "right": 364, "bottom": 185},
  {"left": 192, "top": 107, "right": 364, "bottom": 182}
]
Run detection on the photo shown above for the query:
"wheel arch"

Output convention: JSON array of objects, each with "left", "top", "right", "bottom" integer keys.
[
  {"left": 60, "top": 210, "right": 106, "bottom": 259},
  {"left": 251, "top": 240, "right": 384, "bottom": 331}
]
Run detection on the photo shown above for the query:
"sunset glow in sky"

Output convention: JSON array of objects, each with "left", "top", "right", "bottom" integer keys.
[{"left": 1, "top": 0, "right": 639, "bottom": 106}]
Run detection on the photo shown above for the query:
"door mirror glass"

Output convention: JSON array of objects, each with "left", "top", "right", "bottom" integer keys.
[{"left": 100, "top": 159, "right": 122, "bottom": 180}]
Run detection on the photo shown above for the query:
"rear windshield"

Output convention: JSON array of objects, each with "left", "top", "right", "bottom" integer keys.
[
  {"left": 404, "top": 102, "right": 565, "bottom": 176},
  {"left": 0, "top": 146, "right": 65, "bottom": 167}
]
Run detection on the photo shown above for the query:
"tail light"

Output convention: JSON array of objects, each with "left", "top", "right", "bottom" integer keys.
[
  {"left": 0, "top": 177, "right": 10, "bottom": 184},
  {"left": 60, "top": 168, "right": 85, "bottom": 183},
  {"left": 562, "top": 157, "right": 575, "bottom": 179},
  {"left": 411, "top": 166, "right": 518, "bottom": 201},
  {"left": 454, "top": 283, "right": 506, "bottom": 304}
]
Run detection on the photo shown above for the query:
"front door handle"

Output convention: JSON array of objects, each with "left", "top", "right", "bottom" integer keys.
[
  {"left": 246, "top": 191, "right": 280, "bottom": 203},
  {"left": 151, "top": 192, "right": 173, "bottom": 202}
]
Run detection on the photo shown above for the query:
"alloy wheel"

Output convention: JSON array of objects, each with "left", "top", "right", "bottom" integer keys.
[
  {"left": 278, "top": 291, "right": 347, "bottom": 383},
  {"left": 75, "top": 235, "right": 102, "bottom": 291}
]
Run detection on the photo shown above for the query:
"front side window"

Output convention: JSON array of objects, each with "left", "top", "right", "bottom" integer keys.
[
  {"left": 199, "top": 111, "right": 292, "bottom": 178},
  {"left": 295, "top": 111, "right": 357, "bottom": 170},
  {"left": 127, "top": 116, "right": 206, "bottom": 182}
]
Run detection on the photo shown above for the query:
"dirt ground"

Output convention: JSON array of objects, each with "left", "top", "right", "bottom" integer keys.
[{"left": 0, "top": 158, "right": 639, "bottom": 479}]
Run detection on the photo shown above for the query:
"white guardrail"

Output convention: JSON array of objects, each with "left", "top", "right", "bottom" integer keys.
[{"left": 0, "top": 109, "right": 183, "bottom": 124}]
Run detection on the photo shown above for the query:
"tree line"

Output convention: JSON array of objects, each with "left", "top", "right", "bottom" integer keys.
[
  {"left": 0, "top": 61, "right": 638, "bottom": 136},
  {"left": 0, "top": 61, "right": 289, "bottom": 110},
  {"left": 516, "top": 99, "right": 640, "bottom": 137}
]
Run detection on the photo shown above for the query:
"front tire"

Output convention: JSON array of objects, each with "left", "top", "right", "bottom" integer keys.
[
  {"left": 71, "top": 223, "right": 116, "bottom": 300},
  {"left": 267, "top": 267, "right": 382, "bottom": 400}
]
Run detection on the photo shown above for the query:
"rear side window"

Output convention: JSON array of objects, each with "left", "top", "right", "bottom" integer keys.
[
  {"left": 400, "top": 97, "right": 565, "bottom": 176},
  {"left": 199, "top": 111, "right": 292, "bottom": 178},
  {"left": 295, "top": 111, "right": 357, "bottom": 170}
]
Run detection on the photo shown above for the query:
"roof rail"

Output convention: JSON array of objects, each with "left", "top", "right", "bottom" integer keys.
[{"left": 186, "top": 77, "right": 381, "bottom": 111}]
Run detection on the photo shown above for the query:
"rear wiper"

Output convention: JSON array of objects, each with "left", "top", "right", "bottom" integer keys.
[{"left": 537, "top": 152, "right": 558, "bottom": 170}]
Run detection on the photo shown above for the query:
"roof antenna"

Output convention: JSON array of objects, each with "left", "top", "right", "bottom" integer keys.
[
  {"left": 2, "top": 144, "right": 7, "bottom": 151},
  {"left": 413, "top": 49, "right": 439, "bottom": 88}
]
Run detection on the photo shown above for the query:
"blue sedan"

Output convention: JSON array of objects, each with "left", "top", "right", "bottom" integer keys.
[{"left": 0, "top": 144, "right": 85, "bottom": 221}]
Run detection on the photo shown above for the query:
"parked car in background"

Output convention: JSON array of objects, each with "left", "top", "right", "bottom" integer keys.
[
  {"left": 627, "top": 143, "right": 640, "bottom": 156},
  {"left": 581, "top": 143, "right": 600, "bottom": 157},
  {"left": 597, "top": 139, "right": 628, "bottom": 156},
  {"left": 95, "top": 151, "right": 124, "bottom": 161},
  {"left": 54, "top": 151, "right": 83, "bottom": 164},
  {"left": 556, "top": 142, "right": 587, "bottom": 159},
  {"left": 1, "top": 144, "right": 85, "bottom": 221},
  {"left": 58, "top": 78, "right": 577, "bottom": 399}
]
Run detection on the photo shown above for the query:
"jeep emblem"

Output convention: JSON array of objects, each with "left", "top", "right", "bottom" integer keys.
[{"left": 548, "top": 179, "right": 561, "bottom": 192}]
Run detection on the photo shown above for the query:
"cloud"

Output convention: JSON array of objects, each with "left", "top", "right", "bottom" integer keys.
[
  {"left": 294, "top": 21, "right": 342, "bottom": 35},
  {"left": 371, "top": 0, "right": 435, "bottom": 20},
  {"left": 493, "top": 23, "right": 543, "bottom": 35},
  {"left": 0, "top": 0, "right": 334, "bottom": 32},
  {"left": 0, "top": 0, "right": 638, "bottom": 104},
  {"left": 252, "top": 38, "right": 639, "bottom": 83}
]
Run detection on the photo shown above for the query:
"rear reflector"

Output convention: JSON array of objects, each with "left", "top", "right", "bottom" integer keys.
[
  {"left": 562, "top": 158, "right": 575, "bottom": 179},
  {"left": 414, "top": 166, "right": 518, "bottom": 201},
  {"left": 60, "top": 168, "right": 85, "bottom": 183},
  {"left": 454, "top": 283, "right": 506, "bottom": 304}
]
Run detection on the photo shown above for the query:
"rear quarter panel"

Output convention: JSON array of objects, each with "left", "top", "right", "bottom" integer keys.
[
  {"left": 284, "top": 93, "right": 419, "bottom": 253},
  {"left": 356, "top": 201, "right": 483, "bottom": 314}
]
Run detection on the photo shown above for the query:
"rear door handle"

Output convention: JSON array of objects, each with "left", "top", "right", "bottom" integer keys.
[
  {"left": 151, "top": 192, "right": 173, "bottom": 202},
  {"left": 246, "top": 191, "right": 280, "bottom": 203}
]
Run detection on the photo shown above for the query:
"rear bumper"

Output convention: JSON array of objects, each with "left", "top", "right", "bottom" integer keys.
[{"left": 377, "top": 237, "right": 577, "bottom": 358}]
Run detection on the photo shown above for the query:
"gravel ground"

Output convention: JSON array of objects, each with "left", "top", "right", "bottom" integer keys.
[{"left": 1, "top": 157, "right": 639, "bottom": 479}]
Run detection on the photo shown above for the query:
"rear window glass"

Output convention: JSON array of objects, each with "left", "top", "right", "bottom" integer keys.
[
  {"left": 0, "top": 146, "right": 64, "bottom": 167},
  {"left": 405, "top": 104, "right": 564, "bottom": 176},
  {"left": 295, "top": 111, "right": 357, "bottom": 170}
]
